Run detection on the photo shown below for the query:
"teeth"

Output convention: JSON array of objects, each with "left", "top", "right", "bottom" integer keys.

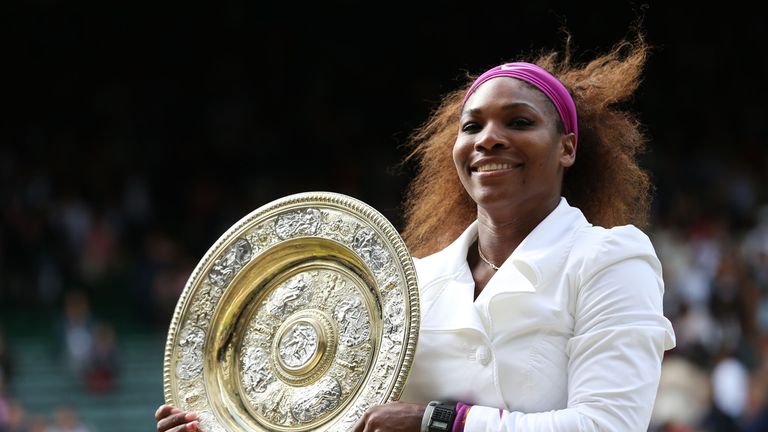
[{"left": 476, "top": 162, "right": 515, "bottom": 172}]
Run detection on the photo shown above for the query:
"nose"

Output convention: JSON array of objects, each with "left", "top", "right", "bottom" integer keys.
[{"left": 474, "top": 122, "right": 508, "bottom": 151}]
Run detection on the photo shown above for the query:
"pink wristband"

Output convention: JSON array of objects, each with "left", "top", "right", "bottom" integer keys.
[{"left": 452, "top": 402, "right": 472, "bottom": 432}]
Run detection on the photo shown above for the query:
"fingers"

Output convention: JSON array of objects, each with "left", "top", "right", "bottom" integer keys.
[
  {"left": 156, "top": 409, "right": 198, "bottom": 432},
  {"left": 353, "top": 402, "right": 425, "bottom": 432},
  {"left": 163, "top": 421, "right": 198, "bottom": 432},
  {"left": 155, "top": 404, "right": 182, "bottom": 420},
  {"left": 352, "top": 419, "right": 364, "bottom": 432},
  {"left": 352, "top": 413, "right": 368, "bottom": 432},
  {"left": 353, "top": 405, "right": 379, "bottom": 432}
]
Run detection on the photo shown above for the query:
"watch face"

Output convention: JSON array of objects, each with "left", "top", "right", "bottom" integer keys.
[
  {"left": 429, "top": 405, "right": 455, "bottom": 432},
  {"left": 430, "top": 420, "right": 450, "bottom": 431},
  {"left": 163, "top": 192, "right": 420, "bottom": 432}
]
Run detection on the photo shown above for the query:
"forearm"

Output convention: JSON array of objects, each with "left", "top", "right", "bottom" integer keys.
[{"left": 463, "top": 405, "right": 616, "bottom": 432}]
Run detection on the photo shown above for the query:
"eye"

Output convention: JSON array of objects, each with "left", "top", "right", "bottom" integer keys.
[
  {"left": 461, "top": 121, "right": 481, "bottom": 133},
  {"left": 508, "top": 118, "right": 534, "bottom": 128}
]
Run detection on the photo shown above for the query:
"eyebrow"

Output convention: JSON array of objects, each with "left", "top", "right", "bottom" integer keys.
[{"left": 462, "top": 102, "right": 542, "bottom": 116}]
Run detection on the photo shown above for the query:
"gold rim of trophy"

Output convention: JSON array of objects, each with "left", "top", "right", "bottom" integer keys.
[{"left": 163, "top": 192, "right": 420, "bottom": 432}]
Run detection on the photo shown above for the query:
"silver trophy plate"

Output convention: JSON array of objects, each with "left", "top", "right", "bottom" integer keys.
[{"left": 163, "top": 192, "right": 420, "bottom": 431}]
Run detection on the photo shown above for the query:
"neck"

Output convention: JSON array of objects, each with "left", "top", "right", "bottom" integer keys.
[{"left": 476, "top": 196, "right": 560, "bottom": 266}]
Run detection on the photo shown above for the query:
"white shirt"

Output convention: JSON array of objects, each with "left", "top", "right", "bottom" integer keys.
[{"left": 400, "top": 198, "right": 676, "bottom": 431}]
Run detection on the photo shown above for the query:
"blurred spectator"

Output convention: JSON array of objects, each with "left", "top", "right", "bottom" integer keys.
[
  {"left": 84, "top": 323, "right": 118, "bottom": 393},
  {"left": 0, "top": 328, "right": 13, "bottom": 391},
  {"left": 656, "top": 424, "right": 697, "bottom": 432},
  {"left": 0, "top": 399, "right": 27, "bottom": 432},
  {"left": 45, "top": 406, "right": 89, "bottom": 432},
  {"left": 56, "top": 197, "right": 90, "bottom": 263},
  {"left": 26, "top": 416, "right": 50, "bottom": 432},
  {"left": 651, "top": 356, "right": 710, "bottom": 429},
  {"left": 0, "top": 398, "right": 6, "bottom": 432},
  {"left": 706, "top": 357, "right": 750, "bottom": 430},
  {"left": 742, "top": 337, "right": 768, "bottom": 431},
  {"left": 130, "top": 230, "right": 190, "bottom": 327},
  {"left": 151, "top": 261, "right": 193, "bottom": 328},
  {"left": 78, "top": 212, "right": 117, "bottom": 285},
  {"left": 57, "top": 290, "right": 93, "bottom": 377},
  {"left": 745, "top": 207, "right": 768, "bottom": 333}
]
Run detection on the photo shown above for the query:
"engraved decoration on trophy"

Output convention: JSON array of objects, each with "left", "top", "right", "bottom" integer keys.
[{"left": 163, "top": 192, "right": 419, "bottom": 432}]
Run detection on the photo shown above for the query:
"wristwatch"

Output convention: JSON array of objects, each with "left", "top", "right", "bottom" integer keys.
[{"left": 421, "top": 400, "right": 456, "bottom": 432}]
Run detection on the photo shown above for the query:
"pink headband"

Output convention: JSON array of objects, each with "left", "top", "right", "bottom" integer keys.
[{"left": 462, "top": 62, "right": 578, "bottom": 142}]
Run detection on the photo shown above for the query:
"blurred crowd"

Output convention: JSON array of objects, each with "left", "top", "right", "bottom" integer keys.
[
  {"left": 0, "top": 400, "right": 91, "bottom": 432},
  {"left": 646, "top": 148, "right": 768, "bottom": 430},
  {"left": 1, "top": 149, "right": 767, "bottom": 431},
  {"left": 651, "top": 209, "right": 768, "bottom": 431},
  {"left": 1, "top": 294, "right": 115, "bottom": 432},
  {"left": 1, "top": 133, "right": 767, "bottom": 432}
]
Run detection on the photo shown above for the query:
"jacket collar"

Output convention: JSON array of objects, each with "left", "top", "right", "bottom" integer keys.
[
  {"left": 418, "top": 197, "right": 590, "bottom": 295},
  {"left": 415, "top": 218, "right": 479, "bottom": 289},
  {"left": 414, "top": 220, "right": 483, "bottom": 332},
  {"left": 414, "top": 198, "right": 590, "bottom": 332},
  {"left": 482, "top": 198, "right": 590, "bottom": 299}
]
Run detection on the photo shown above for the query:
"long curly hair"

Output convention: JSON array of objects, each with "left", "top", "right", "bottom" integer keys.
[{"left": 402, "top": 36, "right": 652, "bottom": 257}]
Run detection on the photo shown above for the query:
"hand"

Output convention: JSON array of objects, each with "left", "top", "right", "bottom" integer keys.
[
  {"left": 155, "top": 404, "right": 198, "bottom": 432},
  {"left": 352, "top": 401, "right": 426, "bottom": 432}
]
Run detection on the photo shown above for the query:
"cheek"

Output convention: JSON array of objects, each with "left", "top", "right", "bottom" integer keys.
[{"left": 451, "top": 141, "right": 464, "bottom": 170}]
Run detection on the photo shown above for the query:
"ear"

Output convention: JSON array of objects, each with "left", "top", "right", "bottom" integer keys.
[{"left": 559, "top": 133, "right": 577, "bottom": 168}]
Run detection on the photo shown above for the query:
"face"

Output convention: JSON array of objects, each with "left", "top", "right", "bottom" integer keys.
[{"left": 453, "top": 77, "right": 576, "bottom": 215}]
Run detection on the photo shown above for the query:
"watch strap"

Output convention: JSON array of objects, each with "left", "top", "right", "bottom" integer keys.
[{"left": 421, "top": 401, "right": 439, "bottom": 432}]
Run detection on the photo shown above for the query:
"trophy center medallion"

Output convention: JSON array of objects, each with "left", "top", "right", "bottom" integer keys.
[
  {"left": 278, "top": 321, "right": 321, "bottom": 372},
  {"left": 270, "top": 308, "right": 336, "bottom": 385}
]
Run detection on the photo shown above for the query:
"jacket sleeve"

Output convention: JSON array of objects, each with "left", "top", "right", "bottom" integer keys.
[{"left": 464, "top": 226, "right": 676, "bottom": 431}]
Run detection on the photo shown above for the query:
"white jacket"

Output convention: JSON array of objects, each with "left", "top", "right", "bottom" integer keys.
[{"left": 400, "top": 198, "right": 676, "bottom": 431}]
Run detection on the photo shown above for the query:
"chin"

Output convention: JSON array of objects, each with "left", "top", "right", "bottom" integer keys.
[{"left": 470, "top": 190, "right": 516, "bottom": 209}]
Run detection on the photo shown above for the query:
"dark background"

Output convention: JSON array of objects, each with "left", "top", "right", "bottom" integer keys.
[
  {"left": 2, "top": 1, "right": 768, "bottom": 431},
  {"left": 7, "top": 1, "right": 766, "bottom": 243}
]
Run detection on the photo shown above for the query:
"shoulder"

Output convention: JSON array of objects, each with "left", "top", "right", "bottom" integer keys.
[
  {"left": 566, "top": 224, "right": 675, "bottom": 348},
  {"left": 568, "top": 224, "right": 661, "bottom": 283}
]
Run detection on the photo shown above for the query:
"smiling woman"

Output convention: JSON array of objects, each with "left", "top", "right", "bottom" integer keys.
[{"left": 354, "top": 34, "right": 674, "bottom": 431}]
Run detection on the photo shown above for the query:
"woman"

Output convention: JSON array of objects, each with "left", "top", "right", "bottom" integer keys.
[{"left": 157, "top": 36, "right": 675, "bottom": 432}]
